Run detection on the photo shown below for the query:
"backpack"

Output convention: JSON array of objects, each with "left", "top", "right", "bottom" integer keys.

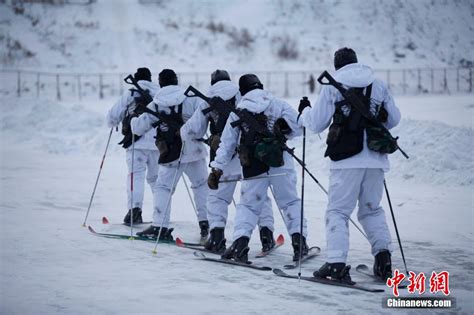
[
  {"left": 152, "top": 104, "right": 184, "bottom": 164},
  {"left": 118, "top": 87, "right": 153, "bottom": 149}
]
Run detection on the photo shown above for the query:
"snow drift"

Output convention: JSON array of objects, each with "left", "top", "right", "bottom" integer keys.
[{"left": 2, "top": 96, "right": 472, "bottom": 186}]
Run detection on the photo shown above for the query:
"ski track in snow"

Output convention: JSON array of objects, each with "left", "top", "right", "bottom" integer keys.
[{"left": 0, "top": 95, "right": 473, "bottom": 314}]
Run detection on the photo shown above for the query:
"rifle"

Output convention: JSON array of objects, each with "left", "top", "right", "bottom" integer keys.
[
  {"left": 317, "top": 71, "right": 409, "bottom": 159},
  {"left": 123, "top": 74, "right": 153, "bottom": 112},
  {"left": 184, "top": 85, "right": 326, "bottom": 188},
  {"left": 117, "top": 74, "right": 152, "bottom": 148},
  {"left": 184, "top": 85, "right": 278, "bottom": 146},
  {"left": 185, "top": 85, "right": 278, "bottom": 143},
  {"left": 124, "top": 74, "right": 183, "bottom": 131}
]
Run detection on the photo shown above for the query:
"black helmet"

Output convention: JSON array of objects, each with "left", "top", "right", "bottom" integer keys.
[
  {"left": 334, "top": 47, "right": 358, "bottom": 70},
  {"left": 134, "top": 67, "right": 152, "bottom": 82},
  {"left": 158, "top": 69, "right": 178, "bottom": 87},
  {"left": 239, "top": 74, "right": 263, "bottom": 96},
  {"left": 211, "top": 69, "right": 231, "bottom": 85}
]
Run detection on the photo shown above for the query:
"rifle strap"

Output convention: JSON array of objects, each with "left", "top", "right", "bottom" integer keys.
[
  {"left": 148, "top": 103, "right": 183, "bottom": 130},
  {"left": 334, "top": 84, "right": 372, "bottom": 109}
]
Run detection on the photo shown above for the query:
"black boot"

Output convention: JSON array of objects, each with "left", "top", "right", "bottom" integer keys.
[
  {"left": 221, "top": 236, "right": 250, "bottom": 263},
  {"left": 204, "top": 227, "right": 226, "bottom": 254},
  {"left": 314, "top": 262, "right": 355, "bottom": 285},
  {"left": 291, "top": 233, "right": 309, "bottom": 262},
  {"left": 373, "top": 250, "right": 392, "bottom": 281},
  {"left": 136, "top": 225, "right": 173, "bottom": 240},
  {"left": 199, "top": 220, "right": 209, "bottom": 238},
  {"left": 259, "top": 227, "right": 275, "bottom": 252},
  {"left": 123, "top": 207, "right": 143, "bottom": 225}
]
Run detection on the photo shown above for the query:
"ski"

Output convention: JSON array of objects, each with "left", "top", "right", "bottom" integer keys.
[
  {"left": 87, "top": 225, "right": 203, "bottom": 246},
  {"left": 255, "top": 234, "right": 285, "bottom": 258},
  {"left": 355, "top": 264, "right": 408, "bottom": 289},
  {"left": 273, "top": 268, "right": 385, "bottom": 293},
  {"left": 175, "top": 238, "right": 222, "bottom": 255},
  {"left": 102, "top": 216, "right": 152, "bottom": 226},
  {"left": 283, "top": 246, "right": 321, "bottom": 269},
  {"left": 193, "top": 251, "right": 272, "bottom": 271}
]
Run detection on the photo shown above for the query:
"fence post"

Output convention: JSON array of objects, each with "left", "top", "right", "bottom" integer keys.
[
  {"left": 402, "top": 69, "right": 406, "bottom": 94},
  {"left": 456, "top": 68, "right": 460, "bottom": 92},
  {"left": 36, "top": 73, "right": 40, "bottom": 98},
  {"left": 77, "top": 75, "right": 82, "bottom": 101},
  {"left": 470, "top": 67, "right": 473, "bottom": 93},
  {"left": 99, "top": 74, "right": 104, "bottom": 99},
  {"left": 284, "top": 72, "right": 289, "bottom": 98},
  {"left": 443, "top": 68, "right": 448, "bottom": 93},
  {"left": 56, "top": 74, "right": 61, "bottom": 101},
  {"left": 431, "top": 69, "right": 434, "bottom": 93},
  {"left": 386, "top": 70, "right": 391, "bottom": 91},
  {"left": 17, "top": 71, "right": 21, "bottom": 97},
  {"left": 417, "top": 69, "right": 421, "bottom": 93}
]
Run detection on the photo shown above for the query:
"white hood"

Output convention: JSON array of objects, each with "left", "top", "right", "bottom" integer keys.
[
  {"left": 208, "top": 80, "right": 239, "bottom": 100},
  {"left": 153, "top": 85, "right": 186, "bottom": 107},
  {"left": 334, "top": 63, "right": 375, "bottom": 88},
  {"left": 137, "top": 80, "right": 159, "bottom": 95},
  {"left": 237, "top": 89, "right": 272, "bottom": 113}
]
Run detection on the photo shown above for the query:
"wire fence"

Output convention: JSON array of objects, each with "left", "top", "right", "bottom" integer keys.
[{"left": 0, "top": 67, "right": 472, "bottom": 101}]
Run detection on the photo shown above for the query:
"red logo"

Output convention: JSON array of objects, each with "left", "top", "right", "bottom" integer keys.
[
  {"left": 429, "top": 271, "right": 450, "bottom": 296},
  {"left": 407, "top": 271, "right": 426, "bottom": 294},
  {"left": 386, "top": 269, "right": 406, "bottom": 297},
  {"left": 387, "top": 269, "right": 450, "bottom": 296}
]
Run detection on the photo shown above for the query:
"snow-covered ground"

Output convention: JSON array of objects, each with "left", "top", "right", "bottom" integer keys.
[{"left": 0, "top": 93, "right": 472, "bottom": 314}]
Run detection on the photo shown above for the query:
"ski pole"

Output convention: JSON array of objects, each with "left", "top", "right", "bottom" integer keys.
[
  {"left": 219, "top": 173, "right": 288, "bottom": 183},
  {"left": 129, "top": 133, "right": 136, "bottom": 238},
  {"left": 285, "top": 149, "right": 328, "bottom": 194},
  {"left": 384, "top": 180, "right": 409, "bottom": 275},
  {"left": 152, "top": 142, "right": 186, "bottom": 254},
  {"left": 82, "top": 127, "right": 113, "bottom": 227},
  {"left": 269, "top": 185, "right": 288, "bottom": 230},
  {"left": 182, "top": 175, "right": 198, "bottom": 217},
  {"left": 287, "top": 144, "right": 368, "bottom": 240},
  {"left": 298, "top": 126, "right": 307, "bottom": 280}
]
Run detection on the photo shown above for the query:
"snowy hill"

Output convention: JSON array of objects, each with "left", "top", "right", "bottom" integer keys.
[{"left": 1, "top": 0, "right": 473, "bottom": 72}]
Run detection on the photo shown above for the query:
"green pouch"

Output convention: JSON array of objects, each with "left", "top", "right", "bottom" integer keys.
[
  {"left": 254, "top": 137, "right": 284, "bottom": 168},
  {"left": 366, "top": 125, "right": 398, "bottom": 154}
]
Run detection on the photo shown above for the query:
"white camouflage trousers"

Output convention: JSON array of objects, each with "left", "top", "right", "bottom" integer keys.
[
  {"left": 126, "top": 149, "right": 159, "bottom": 210},
  {"left": 207, "top": 176, "right": 275, "bottom": 231},
  {"left": 325, "top": 168, "right": 392, "bottom": 263},
  {"left": 152, "top": 159, "right": 208, "bottom": 227},
  {"left": 232, "top": 166, "right": 307, "bottom": 241}
]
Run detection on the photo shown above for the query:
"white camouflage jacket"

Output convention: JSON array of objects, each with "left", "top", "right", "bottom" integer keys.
[
  {"left": 106, "top": 80, "right": 159, "bottom": 151},
  {"left": 180, "top": 80, "right": 241, "bottom": 176},
  {"left": 210, "top": 88, "right": 302, "bottom": 172},
  {"left": 130, "top": 85, "right": 207, "bottom": 165},
  {"left": 300, "top": 63, "right": 401, "bottom": 170}
]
